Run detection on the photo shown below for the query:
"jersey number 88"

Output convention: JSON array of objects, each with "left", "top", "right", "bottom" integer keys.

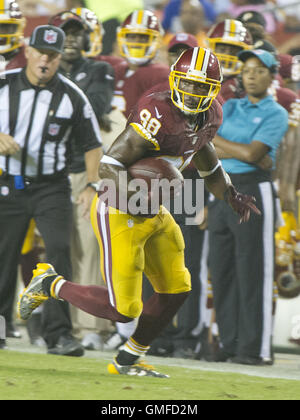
[{"left": 140, "top": 109, "right": 161, "bottom": 136}]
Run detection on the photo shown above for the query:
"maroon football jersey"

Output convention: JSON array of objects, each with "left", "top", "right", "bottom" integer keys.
[
  {"left": 219, "top": 76, "right": 244, "bottom": 103},
  {"left": 127, "top": 90, "right": 223, "bottom": 171},
  {"left": 5, "top": 45, "right": 27, "bottom": 70},
  {"left": 111, "top": 61, "right": 170, "bottom": 119},
  {"left": 93, "top": 54, "right": 125, "bottom": 72},
  {"left": 269, "top": 86, "right": 300, "bottom": 127}
]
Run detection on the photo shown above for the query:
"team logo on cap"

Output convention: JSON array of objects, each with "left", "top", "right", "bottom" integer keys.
[{"left": 44, "top": 29, "right": 58, "bottom": 44}]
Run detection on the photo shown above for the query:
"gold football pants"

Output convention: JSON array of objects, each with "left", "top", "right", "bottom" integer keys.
[{"left": 91, "top": 196, "right": 191, "bottom": 319}]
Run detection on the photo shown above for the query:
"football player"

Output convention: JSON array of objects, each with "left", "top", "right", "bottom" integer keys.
[
  {"left": 18, "top": 47, "right": 260, "bottom": 377},
  {"left": 111, "top": 9, "right": 170, "bottom": 119},
  {"left": 0, "top": 0, "right": 26, "bottom": 70},
  {"left": 96, "top": 9, "right": 170, "bottom": 348},
  {"left": 206, "top": 19, "right": 253, "bottom": 103},
  {"left": 70, "top": 6, "right": 125, "bottom": 71}
]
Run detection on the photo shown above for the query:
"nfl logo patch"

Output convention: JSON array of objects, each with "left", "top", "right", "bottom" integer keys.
[
  {"left": 1, "top": 186, "right": 9, "bottom": 196},
  {"left": 48, "top": 123, "right": 60, "bottom": 136},
  {"left": 44, "top": 30, "right": 58, "bottom": 44}
]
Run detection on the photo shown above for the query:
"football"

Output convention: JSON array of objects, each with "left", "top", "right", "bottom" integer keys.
[
  {"left": 128, "top": 157, "right": 184, "bottom": 203},
  {"left": 129, "top": 157, "right": 183, "bottom": 185}
]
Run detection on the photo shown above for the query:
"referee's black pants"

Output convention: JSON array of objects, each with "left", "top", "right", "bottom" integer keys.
[
  {"left": 208, "top": 174, "right": 276, "bottom": 360},
  {"left": 0, "top": 175, "right": 73, "bottom": 348}
]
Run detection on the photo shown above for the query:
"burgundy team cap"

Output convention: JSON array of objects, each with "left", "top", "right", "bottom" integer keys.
[{"left": 168, "top": 33, "right": 198, "bottom": 52}]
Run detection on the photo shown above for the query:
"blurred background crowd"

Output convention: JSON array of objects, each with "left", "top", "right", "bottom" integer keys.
[{"left": 16, "top": 0, "right": 300, "bottom": 57}]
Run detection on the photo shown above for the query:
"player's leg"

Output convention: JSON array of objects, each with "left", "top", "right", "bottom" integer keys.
[
  {"left": 135, "top": 211, "right": 191, "bottom": 342},
  {"left": 112, "top": 209, "right": 191, "bottom": 364},
  {"left": 70, "top": 172, "right": 111, "bottom": 336},
  {"left": 18, "top": 196, "right": 148, "bottom": 323},
  {"left": 107, "top": 209, "right": 190, "bottom": 377}
]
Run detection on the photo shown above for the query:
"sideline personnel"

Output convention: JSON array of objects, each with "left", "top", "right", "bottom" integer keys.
[
  {"left": 211, "top": 50, "right": 289, "bottom": 365},
  {"left": 50, "top": 11, "right": 114, "bottom": 339},
  {"left": 0, "top": 25, "right": 102, "bottom": 356}
]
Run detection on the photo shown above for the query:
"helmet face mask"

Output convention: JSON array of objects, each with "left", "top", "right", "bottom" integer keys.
[
  {"left": 169, "top": 47, "right": 222, "bottom": 114},
  {"left": 207, "top": 19, "right": 253, "bottom": 77},
  {"left": 0, "top": 0, "right": 25, "bottom": 54},
  {"left": 292, "top": 55, "right": 300, "bottom": 82},
  {"left": 214, "top": 43, "right": 243, "bottom": 77},
  {"left": 117, "top": 10, "right": 163, "bottom": 66},
  {"left": 71, "top": 7, "right": 103, "bottom": 57}
]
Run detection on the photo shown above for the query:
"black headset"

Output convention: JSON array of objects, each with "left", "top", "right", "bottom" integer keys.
[{"left": 48, "top": 11, "right": 91, "bottom": 52}]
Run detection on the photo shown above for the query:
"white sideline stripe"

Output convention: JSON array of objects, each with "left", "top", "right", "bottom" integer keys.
[
  {"left": 191, "top": 230, "right": 209, "bottom": 336},
  {"left": 259, "top": 182, "right": 274, "bottom": 360},
  {"left": 99, "top": 201, "right": 115, "bottom": 308}
]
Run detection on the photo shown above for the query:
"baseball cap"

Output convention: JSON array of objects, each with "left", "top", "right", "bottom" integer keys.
[
  {"left": 29, "top": 25, "right": 66, "bottom": 54},
  {"left": 253, "top": 39, "right": 277, "bottom": 55},
  {"left": 238, "top": 49, "right": 278, "bottom": 72},
  {"left": 168, "top": 33, "right": 198, "bottom": 52},
  {"left": 237, "top": 10, "right": 266, "bottom": 29},
  {"left": 49, "top": 11, "right": 87, "bottom": 31}
]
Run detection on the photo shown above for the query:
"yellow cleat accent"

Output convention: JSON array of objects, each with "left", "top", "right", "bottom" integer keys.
[
  {"left": 107, "top": 358, "right": 169, "bottom": 378},
  {"left": 107, "top": 363, "right": 119, "bottom": 375},
  {"left": 17, "top": 263, "right": 62, "bottom": 320}
]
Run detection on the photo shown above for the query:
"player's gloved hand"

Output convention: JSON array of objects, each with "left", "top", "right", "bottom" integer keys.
[{"left": 224, "top": 185, "right": 261, "bottom": 224}]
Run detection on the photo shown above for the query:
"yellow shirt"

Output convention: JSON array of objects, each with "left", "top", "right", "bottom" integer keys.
[{"left": 84, "top": 0, "right": 143, "bottom": 22}]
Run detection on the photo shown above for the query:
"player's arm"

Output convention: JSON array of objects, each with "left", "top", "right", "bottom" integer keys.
[
  {"left": 193, "top": 142, "right": 261, "bottom": 223},
  {"left": 193, "top": 142, "right": 230, "bottom": 201},
  {"left": 99, "top": 123, "right": 158, "bottom": 199}
]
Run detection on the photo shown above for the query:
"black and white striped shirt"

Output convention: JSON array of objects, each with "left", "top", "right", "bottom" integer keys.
[{"left": 0, "top": 68, "right": 102, "bottom": 177}]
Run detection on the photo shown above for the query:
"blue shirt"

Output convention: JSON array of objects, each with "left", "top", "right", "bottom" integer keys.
[{"left": 217, "top": 95, "right": 289, "bottom": 174}]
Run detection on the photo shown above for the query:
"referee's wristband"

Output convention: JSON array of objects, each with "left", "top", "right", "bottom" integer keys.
[{"left": 85, "top": 182, "right": 99, "bottom": 192}]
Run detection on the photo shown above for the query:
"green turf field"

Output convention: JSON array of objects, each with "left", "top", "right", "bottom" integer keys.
[{"left": 0, "top": 350, "right": 300, "bottom": 400}]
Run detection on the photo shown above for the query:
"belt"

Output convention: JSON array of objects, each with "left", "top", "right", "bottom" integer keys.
[{"left": 0, "top": 169, "right": 68, "bottom": 184}]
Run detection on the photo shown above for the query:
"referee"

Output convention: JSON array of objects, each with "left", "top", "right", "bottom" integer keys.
[
  {"left": 50, "top": 10, "right": 115, "bottom": 338},
  {"left": 0, "top": 25, "right": 102, "bottom": 355}
]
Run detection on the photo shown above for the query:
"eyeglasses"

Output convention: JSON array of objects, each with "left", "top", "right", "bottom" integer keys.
[{"left": 242, "top": 66, "right": 270, "bottom": 76}]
